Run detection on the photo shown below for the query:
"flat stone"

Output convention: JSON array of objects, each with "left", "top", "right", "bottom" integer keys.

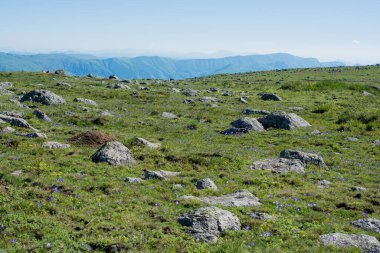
[
  {"left": 250, "top": 158, "right": 305, "bottom": 174},
  {"left": 319, "top": 233, "right": 380, "bottom": 253},
  {"left": 201, "top": 190, "right": 261, "bottom": 207},
  {"left": 73, "top": 98, "right": 98, "bottom": 106},
  {"left": 230, "top": 117, "right": 265, "bottom": 132},
  {"left": 144, "top": 170, "right": 181, "bottom": 180},
  {"left": 43, "top": 141, "right": 71, "bottom": 149},
  {"left": 242, "top": 109, "right": 271, "bottom": 115},
  {"left": 279, "top": 149, "right": 327, "bottom": 168},
  {"left": 124, "top": 177, "right": 144, "bottom": 183},
  {"left": 132, "top": 137, "right": 161, "bottom": 149},
  {"left": 161, "top": 112, "right": 178, "bottom": 119},
  {"left": 260, "top": 93, "right": 282, "bottom": 101}
]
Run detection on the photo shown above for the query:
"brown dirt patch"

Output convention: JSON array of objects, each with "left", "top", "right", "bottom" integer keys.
[{"left": 67, "top": 130, "right": 114, "bottom": 148}]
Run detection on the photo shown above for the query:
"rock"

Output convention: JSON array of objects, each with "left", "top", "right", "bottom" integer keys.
[
  {"left": 139, "top": 86, "right": 150, "bottom": 91},
  {"left": 161, "top": 112, "right": 178, "bottom": 119},
  {"left": 230, "top": 117, "right": 265, "bottom": 132},
  {"left": 198, "top": 97, "right": 220, "bottom": 103},
  {"left": 177, "top": 206, "right": 241, "bottom": 243},
  {"left": 317, "top": 180, "right": 331, "bottom": 188},
  {"left": 54, "top": 69, "right": 65, "bottom": 75},
  {"left": 33, "top": 110, "right": 52, "bottom": 122},
  {"left": 258, "top": 111, "right": 311, "bottom": 130},
  {"left": 279, "top": 149, "right": 327, "bottom": 168},
  {"left": 353, "top": 218, "right": 380, "bottom": 234},
  {"left": 14, "top": 132, "right": 47, "bottom": 138},
  {"left": 73, "top": 98, "right": 98, "bottom": 106},
  {"left": 319, "top": 233, "right": 380, "bottom": 253},
  {"left": 87, "top": 74, "right": 94, "bottom": 78},
  {"left": 183, "top": 99, "right": 194, "bottom": 104},
  {"left": 242, "top": 108, "right": 270, "bottom": 115},
  {"left": 107, "top": 83, "right": 130, "bottom": 89},
  {"left": 182, "top": 89, "right": 199, "bottom": 97},
  {"left": 239, "top": 97, "right": 248, "bottom": 104},
  {"left": 10, "top": 170, "right": 22, "bottom": 176},
  {"left": 1, "top": 127, "right": 15, "bottom": 134},
  {"left": 346, "top": 137, "right": 359, "bottom": 141},
  {"left": 371, "top": 140, "right": 380, "bottom": 146},
  {"left": 363, "top": 91, "right": 375, "bottom": 96},
  {"left": 289, "top": 107, "right": 305, "bottom": 111},
  {"left": 0, "top": 111, "right": 23, "bottom": 118},
  {"left": 124, "top": 177, "right": 143, "bottom": 183},
  {"left": 109, "top": 75, "right": 119, "bottom": 80},
  {"left": 260, "top": 93, "right": 282, "bottom": 101},
  {"left": 144, "top": 170, "right": 181, "bottom": 180},
  {"left": 207, "top": 103, "right": 219, "bottom": 108},
  {"left": 0, "top": 114, "right": 37, "bottom": 130},
  {"left": 172, "top": 88, "right": 181, "bottom": 93},
  {"left": 207, "top": 87, "right": 219, "bottom": 92},
  {"left": 220, "top": 128, "right": 249, "bottom": 135},
  {"left": 312, "top": 129, "right": 322, "bottom": 135},
  {"left": 0, "top": 89, "right": 14, "bottom": 95},
  {"left": 172, "top": 184, "right": 183, "bottom": 189},
  {"left": 250, "top": 158, "right": 305, "bottom": 174},
  {"left": 132, "top": 137, "right": 161, "bottom": 149},
  {"left": 99, "top": 111, "right": 113, "bottom": 117},
  {"left": 0, "top": 82, "right": 13, "bottom": 89},
  {"left": 201, "top": 190, "right": 261, "bottom": 207},
  {"left": 120, "top": 79, "right": 132, "bottom": 83},
  {"left": 248, "top": 212, "right": 274, "bottom": 221},
  {"left": 56, "top": 82, "right": 72, "bottom": 87},
  {"left": 350, "top": 186, "right": 367, "bottom": 192},
  {"left": 43, "top": 141, "right": 70, "bottom": 149},
  {"left": 222, "top": 91, "right": 232, "bottom": 96},
  {"left": 91, "top": 141, "right": 136, "bottom": 166},
  {"left": 20, "top": 89, "right": 66, "bottom": 105},
  {"left": 196, "top": 178, "right": 218, "bottom": 190}
]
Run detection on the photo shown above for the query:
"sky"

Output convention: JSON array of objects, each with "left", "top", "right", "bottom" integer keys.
[{"left": 0, "top": 0, "right": 379, "bottom": 64}]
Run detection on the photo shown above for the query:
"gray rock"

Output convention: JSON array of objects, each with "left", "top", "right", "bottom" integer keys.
[
  {"left": 371, "top": 140, "right": 380, "bottom": 146},
  {"left": 172, "top": 184, "right": 183, "bottom": 189},
  {"left": 33, "top": 109, "right": 52, "bottom": 122},
  {"left": 2, "top": 126, "right": 15, "bottom": 133},
  {"left": 120, "top": 79, "right": 132, "bottom": 83},
  {"left": 54, "top": 69, "right": 65, "bottom": 75},
  {"left": 10, "top": 170, "right": 22, "bottom": 176},
  {"left": 260, "top": 93, "right": 282, "bottom": 101},
  {"left": 14, "top": 132, "right": 47, "bottom": 138},
  {"left": 0, "top": 82, "right": 13, "bottom": 89},
  {"left": 230, "top": 117, "right": 265, "bottom": 132},
  {"left": 144, "top": 170, "right": 181, "bottom": 180},
  {"left": 222, "top": 91, "right": 232, "bottom": 96},
  {"left": 346, "top": 137, "right": 359, "bottom": 142},
  {"left": 177, "top": 206, "right": 240, "bottom": 243},
  {"left": 0, "top": 114, "right": 37, "bottom": 130},
  {"left": 220, "top": 128, "right": 249, "bottom": 135},
  {"left": 198, "top": 97, "right": 220, "bottom": 103},
  {"left": 207, "top": 87, "right": 219, "bottom": 92},
  {"left": 289, "top": 107, "right": 305, "bottom": 111},
  {"left": 353, "top": 218, "right": 380, "bottom": 234},
  {"left": 161, "top": 112, "right": 178, "bottom": 119},
  {"left": 43, "top": 141, "right": 70, "bottom": 149},
  {"left": 350, "top": 186, "right": 367, "bottom": 192},
  {"left": 201, "top": 190, "right": 261, "bottom": 207},
  {"left": 363, "top": 91, "right": 375, "bottom": 96},
  {"left": 132, "top": 137, "right": 161, "bottom": 149},
  {"left": 124, "top": 177, "right": 144, "bottom": 183},
  {"left": 183, "top": 99, "right": 194, "bottom": 104},
  {"left": 172, "top": 88, "right": 181, "bottom": 93},
  {"left": 196, "top": 178, "right": 218, "bottom": 190},
  {"left": 109, "top": 75, "right": 119, "bottom": 80},
  {"left": 56, "top": 82, "right": 72, "bottom": 87},
  {"left": 207, "top": 103, "right": 219, "bottom": 108},
  {"left": 279, "top": 149, "right": 327, "bottom": 168},
  {"left": 242, "top": 108, "right": 270, "bottom": 115},
  {"left": 258, "top": 111, "right": 311, "bottom": 130},
  {"left": 182, "top": 89, "right": 199, "bottom": 97},
  {"left": 0, "top": 111, "right": 23, "bottom": 118},
  {"left": 250, "top": 158, "right": 305, "bottom": 174},
  {"left": 317, "top": 180, "right": 331, "bottom": 188},
  {"left": 73, "top": 98, "right": 98, "bottom": 106},
  {"left": 99, "top": 110, "right": 113, "bottom": 117},
  {"left": 20, "top": 89, "right": 66, "bottom": 105},
  {"left": 319, "top": 233, "right": 380, "bottom": 253},
  {"left": 107, "top": 83, "right": 130, "bottom": 89},
  {"left": 248, "top": 212, "right": 274, "bottom": 221},
  {"left": 91, "top": 141, "right": 135, "bottom": 166}
]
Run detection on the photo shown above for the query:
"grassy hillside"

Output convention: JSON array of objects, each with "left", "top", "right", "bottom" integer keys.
[{"left": 0, "top": 65, "right": 379, "bottom": 252}]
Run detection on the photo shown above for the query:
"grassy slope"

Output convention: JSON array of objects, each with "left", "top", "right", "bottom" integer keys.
[{"left": 0, "top": 66, "right": 379, "bottom": 252}]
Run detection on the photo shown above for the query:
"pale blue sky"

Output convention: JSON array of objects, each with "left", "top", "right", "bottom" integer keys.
[{"left": 0, "top": 0, "right": 379, "bottom": 63}]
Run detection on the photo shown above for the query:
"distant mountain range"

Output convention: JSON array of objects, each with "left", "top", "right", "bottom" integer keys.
[{"left": 0, "top": 52, "right": 344, "bottom": 79}]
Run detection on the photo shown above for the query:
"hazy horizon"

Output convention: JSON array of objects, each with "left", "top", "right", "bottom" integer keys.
[{"left": 1, "top": 0, "right": 379, "bottom": 65}]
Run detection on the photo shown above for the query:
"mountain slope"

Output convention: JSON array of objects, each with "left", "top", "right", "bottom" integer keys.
[{"left": 0, "top": 52, "right": 344, "bottom": 79}]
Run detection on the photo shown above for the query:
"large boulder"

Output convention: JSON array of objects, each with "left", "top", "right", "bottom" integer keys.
[
  {"left": 258, "top": 111, "right": 311, "bottom": 130},
  {"left": 20, "top": 89, "right": 66, "bottom": 105},
  {"left": 319, "top": 233, "right": 380, "bottom": 253},
  {"left": 279, "top": 149, "right": 327, "bottom": 168},
  {"left": 352, "top": 218, "right": 380, "bottom": 234},
  {"left": 230, "top": 117, "right": 265, "bottom": 132},
  {"left": 250, "top": 158, "right": 305, "bottom": 174},
  {"left": 177, "top": 206, "right": 241, "bottom": 243},
  {"left": 91, "top": 141, "right": 135, "bottom": 166}
]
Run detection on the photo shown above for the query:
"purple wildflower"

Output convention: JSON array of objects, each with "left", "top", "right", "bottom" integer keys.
[
  {"left": 11, "top": 238, "right": 16, "bottom": 244},
  {"left": 264, "top": 231, "right": 270, "bottom": 237}
]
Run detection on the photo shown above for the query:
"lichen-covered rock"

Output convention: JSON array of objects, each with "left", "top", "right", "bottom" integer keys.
[
  {"left": 161, "top": 112, "right": 178, "bottom": 119},
  {"left": 91, "top": 141, "right": 135, "bottom": 166},
  {"left": 177, "top": 206, "right": 241, "bottom": 243},
  {"left": 124, "top": 177, "right": 144, "bottom": 183},
  {"left": 132, "top": 137, "right": 161, "bottom": 149},
  {"left": 1, "top": 127, "right": 15, "bottom": 134},
  {"left": 14, "top": 132, "right": 47, "bottom": 138},
  {"left": 279, "top": 149, "right": 327, "bottom": 168},
  {"left": 250, "top": 158, "right": 305, "bottom": 174},
  {"left": 196, "top": 178, "right": 218, "bottom": 190},
  {"left": 0, "top": 82, "right": 13, "bottom": 89},
  {"left": 353, "top": 218, "right": 380, "bottom": 234},
  {"left": 258, "top": 111, "right": 311, "bottom": 130},
  {"left": 20, "top": 89, "right": 66, "bottom": 105},
  {"left": 43, "top": 141, "right": 70, "bottom": 149},
  {"left": 73, "top": 98, "right": 98, "bottom": 106},
  {"left": 319, "top": 233, "right": 380, "bottom": 253},
  {"left": 144, "top": 170, "right": 181, "bottom": 180},
  {"left": 230, "top": 117, "right": 265, "bottom": 132},
  {"left": 201, "top": 190, "right": 261, "bottom": 207}
]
